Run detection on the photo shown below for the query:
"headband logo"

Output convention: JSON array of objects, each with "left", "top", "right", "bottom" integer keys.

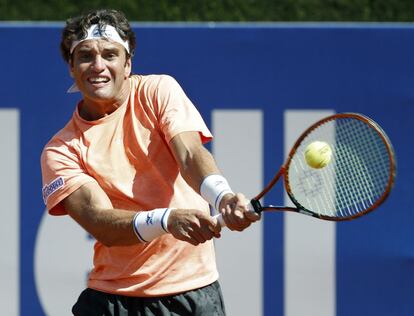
[{"left": 91, "top": 25, "right": 109, "bottom": 38}]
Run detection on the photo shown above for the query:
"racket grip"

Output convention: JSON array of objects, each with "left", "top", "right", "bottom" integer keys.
[
  {"left": 213, "top": 201, "right": 257, "bottom": 228},
  {"left": 213, "top": 213, "right": 226, "bottom": 227}
]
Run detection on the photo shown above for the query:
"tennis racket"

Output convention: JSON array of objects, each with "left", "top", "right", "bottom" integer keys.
[{"left": 214, "top": 112, "right": 396, "bottom": 225}]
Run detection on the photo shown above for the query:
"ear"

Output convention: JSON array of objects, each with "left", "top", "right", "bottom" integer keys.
[
  {"left": 68, "top": 59, "right": 75, "bottom": 78},
  {"left": 124, "top": 57, "right": 132, "bottom": 78}
]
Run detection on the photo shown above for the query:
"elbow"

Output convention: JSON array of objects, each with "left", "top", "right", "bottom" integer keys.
[
  {"left": 94, "top": 232, "right": 137, "bottom": 248},
  {"left": 99, "top": 238, "right": 116, "bottom": 248},
  {"left": 93, "top": 233, "right": 120, "bottom": 248}
]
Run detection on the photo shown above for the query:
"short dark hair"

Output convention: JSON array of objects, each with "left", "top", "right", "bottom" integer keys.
[{"left": 60, "top": 9, "right": 136, "bottom": 63}]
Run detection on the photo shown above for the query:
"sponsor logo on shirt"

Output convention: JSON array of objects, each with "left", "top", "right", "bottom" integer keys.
[{"left": 42, "top": 177, "right": 65, "bottom": 204}]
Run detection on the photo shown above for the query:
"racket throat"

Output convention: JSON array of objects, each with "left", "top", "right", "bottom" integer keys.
[{"left": 250, "top": 199, "right": 263, "bottom": 213}]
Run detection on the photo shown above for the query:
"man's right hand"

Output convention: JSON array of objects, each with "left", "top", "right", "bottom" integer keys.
[{"left": 167, "top": 209, "right": 221, "bottom": 246}]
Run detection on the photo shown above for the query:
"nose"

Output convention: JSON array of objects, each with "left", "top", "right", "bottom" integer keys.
[{"left": 91, "top": 55, "right": 105, "bottom": 72}]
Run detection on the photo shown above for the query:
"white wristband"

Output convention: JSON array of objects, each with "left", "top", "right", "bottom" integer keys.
[
  {"left": 200, "top": 174, "right": 234, "bottom": 211},
  {"left": 132, "top": 208, "right": 172, "bottom": 243}
]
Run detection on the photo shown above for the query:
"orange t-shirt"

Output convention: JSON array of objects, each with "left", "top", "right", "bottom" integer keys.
[{"left": 41, "top": 74, "right": 218, "bottom": 296}]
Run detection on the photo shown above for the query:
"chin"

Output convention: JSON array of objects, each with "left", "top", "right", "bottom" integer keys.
[{"left": 86, "top": 90, "right": 115, "bottom": 101}]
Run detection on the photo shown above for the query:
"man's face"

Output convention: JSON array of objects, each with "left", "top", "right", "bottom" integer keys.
[{"left": 70, "top": 39, "right": 131, "bottom": 104}]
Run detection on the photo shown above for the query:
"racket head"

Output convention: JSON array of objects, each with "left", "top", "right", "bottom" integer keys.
[{"left": 283, "top": 113, "right": 396, "bottom": 221}]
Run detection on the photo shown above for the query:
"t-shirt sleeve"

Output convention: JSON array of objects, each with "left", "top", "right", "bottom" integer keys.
[
  {"left": 41, "top": 140, "right": 97, "bottom": 216},
  {"left": 155, "top": 75, "right": 213, "bottom": 144}
]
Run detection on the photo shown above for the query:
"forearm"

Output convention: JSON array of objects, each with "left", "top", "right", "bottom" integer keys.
[
  {"left": 63, "top": 182, "right": 144, "bottom": 247},
  {"left": 176, "top": 143, "right": 258, "bottom": 230},
  {"left": 170, "top": 131, "right": 222, "bottom": 193},
  {"left": 180, "top": 144, "right": 220, "bottom": 192},
  {"left": 66, "top": 202, "right": 138, "bottom": 247}
]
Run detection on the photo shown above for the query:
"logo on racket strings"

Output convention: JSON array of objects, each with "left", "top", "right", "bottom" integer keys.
[{"left": 297, "top": 170, "right": 323, "bottom": 197}]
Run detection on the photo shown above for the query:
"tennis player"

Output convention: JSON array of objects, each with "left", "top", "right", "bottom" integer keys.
[{"left": 40, "top": 8, "right": 259, "bottom": 315}]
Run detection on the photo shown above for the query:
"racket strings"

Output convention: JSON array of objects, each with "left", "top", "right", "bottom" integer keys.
[
  {"left": 334, "top": 121, "right": 372, "bottom": 214},
  {"left": 334, "top": 122, "right": 375, "bottom": 215},
  {"left": 351, "top": 120, "right": 390, "bottom": 197},
  {"left": 335, "top": 120, "right": 389, "bottom": 212},
  {"left": 331, "top": 119, "right": 389, "bottom": 215},
  {"left": 287, "top": 117, "right": 392, "bottom": 219}
]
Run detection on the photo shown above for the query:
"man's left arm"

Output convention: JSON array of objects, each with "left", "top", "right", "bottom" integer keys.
[{"left": 169, "top": 131, "right": 260, "bottom": 231}]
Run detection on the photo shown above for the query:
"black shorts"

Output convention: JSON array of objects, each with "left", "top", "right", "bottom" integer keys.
[{"left": 72, "top": 281, "right": 226, "bottom": 316}]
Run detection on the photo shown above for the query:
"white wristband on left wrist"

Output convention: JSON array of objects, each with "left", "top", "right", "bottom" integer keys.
[{"left": 132, "top": 208, "right": 172, "bottom": 243}]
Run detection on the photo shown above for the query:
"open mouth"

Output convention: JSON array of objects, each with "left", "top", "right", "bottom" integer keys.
[{"left": 88, "top": 76, "right": 110, "bottom": 86}]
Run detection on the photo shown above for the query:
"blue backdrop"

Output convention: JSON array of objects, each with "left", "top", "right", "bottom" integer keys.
[{"left": 0, "top": 22, "right": 413, "bottom": 315}]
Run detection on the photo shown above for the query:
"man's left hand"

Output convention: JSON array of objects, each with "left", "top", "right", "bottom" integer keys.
[{"left": 218, "top": 193, "right": 261, "bottom": 231}]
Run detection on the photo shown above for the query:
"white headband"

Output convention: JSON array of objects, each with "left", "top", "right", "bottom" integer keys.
[
  {"left": 67, "top": 24, "right": 130, "bottom": 93},
  {"left": 70, "top": 24, "right": 130, "bottom": 54}
]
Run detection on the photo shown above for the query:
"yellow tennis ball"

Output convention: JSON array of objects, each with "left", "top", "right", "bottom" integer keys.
[{"left": 304, "top": 141, "right": 332, "bottom": 169}]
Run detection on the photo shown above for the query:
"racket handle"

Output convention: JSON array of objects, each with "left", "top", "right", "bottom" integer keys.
[
  {"left": 213, "top": 201, "right": 258, "bottom": 227},
  {"left": 213, "top": 213, "right": 226, "bottom": 227}
]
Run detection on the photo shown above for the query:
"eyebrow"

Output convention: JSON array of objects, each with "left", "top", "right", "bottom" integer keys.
[{"left": 76, "top": 42, "right": 122, "bottom": 53}]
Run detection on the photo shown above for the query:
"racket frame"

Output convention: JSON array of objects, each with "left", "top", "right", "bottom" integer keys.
[{"left": 250, "top": 113, "right": 396, "bottom": 221}]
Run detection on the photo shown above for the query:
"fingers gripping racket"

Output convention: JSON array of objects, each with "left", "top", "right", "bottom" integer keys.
[{"left": 214, "top": 113, "right": 396, "bottom": 225}]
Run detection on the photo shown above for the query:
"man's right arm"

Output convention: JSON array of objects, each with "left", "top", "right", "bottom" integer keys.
[
  {"left": 62, "top": 181, "right": 138, "bottom": 247},
  {"left": 62, "top": 181, "right": 220, "bottom": 247}
]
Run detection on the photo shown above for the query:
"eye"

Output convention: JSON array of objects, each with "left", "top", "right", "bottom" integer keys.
[
  {"left": 77, "top": 52, "right": 93, "bottom": 62},
  {"left": 104, "top": 51, "right": 119, "bottom": 60}
]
